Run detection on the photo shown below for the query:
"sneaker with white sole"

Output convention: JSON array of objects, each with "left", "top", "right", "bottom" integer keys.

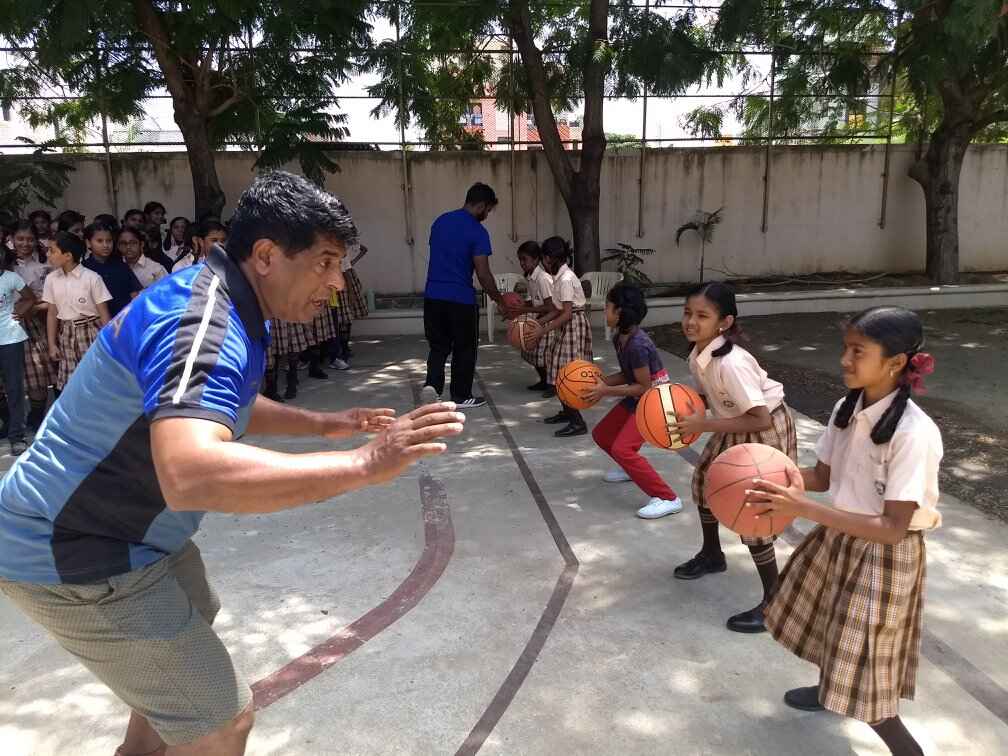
[
  {"left": 328, "top": 358, "right": 351, "bottom": 371},
  {"left": 604, "top": 469, "right": 632, "bottom": 483},
  {"left": 454, "top": 396, "right": 487, "bottom": 409},
  {"left": 637, "top": 496, "right": 683, "bottom": 519},
  {"left": 420, "top": 385, "right": 441, "bottom": 404}
]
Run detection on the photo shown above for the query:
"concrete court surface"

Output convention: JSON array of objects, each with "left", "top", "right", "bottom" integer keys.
[{"left": 1, "top": 334, "right": 1007, "bottom": 756}]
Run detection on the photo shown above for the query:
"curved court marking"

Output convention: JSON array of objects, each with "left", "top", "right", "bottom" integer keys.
[{"left": 251, "top": 473, "right": 453, "bottom": 710}]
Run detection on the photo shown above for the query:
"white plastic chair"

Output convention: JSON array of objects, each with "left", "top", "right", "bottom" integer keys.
[
  {"left": 485, "top": 273, "right": 524, "bottom": 343},
  {"left": 580, "top": 271, "right": 624, "bottom": 339}
]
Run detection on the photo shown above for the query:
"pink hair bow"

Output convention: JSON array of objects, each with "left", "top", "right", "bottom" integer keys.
[{"left": 905, "top": 352, "right": 935, "bottom": 394}]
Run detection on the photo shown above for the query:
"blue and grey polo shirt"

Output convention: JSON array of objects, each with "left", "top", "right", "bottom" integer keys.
[{"left": 0, "top": 245, "right": 270, "bottom": 584}]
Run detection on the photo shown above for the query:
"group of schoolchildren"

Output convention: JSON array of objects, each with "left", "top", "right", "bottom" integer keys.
[
  {"left": 512, "top": 242, "right": 941, "bottom": 755},
  {"left": 0, "top": 203, "right": 370, "bottom": 452}
]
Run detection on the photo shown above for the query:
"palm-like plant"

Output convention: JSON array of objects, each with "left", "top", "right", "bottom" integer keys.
[
  {"left": 675, "top": 206, "right": 723, "bottom": 283},
  {"left": 601, "top": 243, "right": 656, "bottom": 287}
]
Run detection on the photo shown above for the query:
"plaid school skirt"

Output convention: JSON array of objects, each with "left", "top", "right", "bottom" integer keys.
[
  {"left": 56, "top": 317, "right": 101, "bottom": 390},
  {"left": 765, "top": 527, "right": 925, "bottom": 723},
  {"left": 692, "top": 402, "right": 798, "bottom": 547},
  {"left": 268, "top": 319, "right": 313, "bottom": 366},
  {"left": 546, "top": 309, "right": 593, "bottom": 384},
  {"left": 22, "top": 315, "right": 53, "bottom": 395},
  {"left": 344, "top": 269, "right": 369, "bottom": 319},
  {"left": 310, "top": 307, "right": 338, "bottom": 344}
]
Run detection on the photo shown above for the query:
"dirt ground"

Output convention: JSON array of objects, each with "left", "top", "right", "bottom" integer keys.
[{"left": 649, "top": 307, "right": 1008, "bottom": 523}]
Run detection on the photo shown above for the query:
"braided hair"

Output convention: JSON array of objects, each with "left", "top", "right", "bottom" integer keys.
[
  {"left": 833, "top": 306, "right": 928, "bottom": 445},
  {"left": 686, "top": 281, "right": 743, "bottom": 357},
  {"left": 606, "top": 283, "right": 648, "bottom": 334}
]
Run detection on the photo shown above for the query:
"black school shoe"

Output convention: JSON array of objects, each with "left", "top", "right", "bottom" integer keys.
[
  {"left": 673, "top": 551, "right": 728, "bottom": 580},
  {"left": 555, "top": 421, "right": 587, "bottom": 437},
  {"left": 726, "top": 603, "right": 767, "bottom": 634},
  {"left": 527, "top": 381, "right": 548, "bottom": 391},
  {"left": 544, "top": 410, "right": 569, "bottom": 424},
  {"left": 541, "top": 385, "right": 557, "bottom": 398},
  {"left": 783, "top": 686, "right": 825, "bottom": 712}
]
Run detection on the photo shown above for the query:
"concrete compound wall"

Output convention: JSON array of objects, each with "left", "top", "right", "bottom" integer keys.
[{"left": 25, "top": 144, "right": 1008, "bottom": 293}]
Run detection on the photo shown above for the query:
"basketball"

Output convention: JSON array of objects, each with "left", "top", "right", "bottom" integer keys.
[
  {"left": 703, "top": 443, "right": 803, "bottom": 539},
  {"left": 635, "top": 383, "right": 705, "bottom": 450},
  {"left": 556, "top": 359, "right": 604, "bottom": 410},
  {"left": 508, "top": 314, "right": 543, "bottom": 351},
  {"left": 501, "top": 292, "right": 524, "bottom": 313}
]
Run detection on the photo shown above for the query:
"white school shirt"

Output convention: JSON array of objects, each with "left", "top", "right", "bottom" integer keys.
[
  {"left": 551, "top": 264, "right": 585, "bottom": 308},
  {"left": 816, "top": 392, "right": 943, "bottom": 531},
  {"left": 14, "top": 257, "right": 48, "bottom": 298},
  {"left": 42, "top": 265, "right": 112, "bottom": 321},
  {"left": 172, "top": 252, "right": 196, "bottom": 271},
  {"left": 527, "top": 264, "right": 553, "bottom": 306},
  {"left": 0, "top": 271, "right": 29, "bottom": 345},
  {"left": 688, "top": 335, "right": 785, "bottom": 419},
  {"left": 129, "top": 255, "right": 168, "bottom": 289}
]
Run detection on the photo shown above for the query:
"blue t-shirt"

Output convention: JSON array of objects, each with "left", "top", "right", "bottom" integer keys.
[
  {"left": 0, "top": 270, "right": 29, "bottom": 346},
  {"left": 0, "top": 246, "right": 270, "bottom": 584},
  {"left": 84, "top": 255, "right": 143, "bottom": 317},
  {"left": 614, "top": 329, "right": 669, "bottom": 410},
  {"left": 424, "top": 208, "right": 492, "bottom": 305}
]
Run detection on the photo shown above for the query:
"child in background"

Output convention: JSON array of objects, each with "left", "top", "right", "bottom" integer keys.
[
  {"left": 174, "top": 219, "right": 227, "bottom": 271},
  {"left": 586, "top": 284, "right": 683, "bottom": 518},
  {"left": 163, "top": 216, "right": 190, "bottom": 261},
  {"left": 512, "top": 240, "right": 555, "bottom": 392},
  {"left": 144, "top": 201, "right": 166, "bottom": 229},
  {"left": 118, "top": 227, "right": 166, "bottom": 289},
  {"left": 57, "top": 211, "right": 85, "bottom": 239},
  {"left": 83, "top": 223, "right": 141, "bottom": 317},
  {"left": 539, "top": 236, "right": 592, "bottom": 437},
  {"left": 328, "top": 242, "right": 370, "bottom": 371},
  {"left": 11, "top": 222, "right": 53, "bottom": 428},
  {"left": 122, "top": 209, "right": 146, "bottom": 231},
  {"left": 93, "top": 214, "right": 120, "bottom": 233},
  {"left": 0, "top": 248, "right": 38, "bottom": 455},
  {"left": 43, "top": 232, "right": 111, "bottom": 392},
  {"left": 749, "top": 306, "right": 940, "bottom": 756},
  {"left": 669, "top": 282, "right": 797, "bottom": 634}
]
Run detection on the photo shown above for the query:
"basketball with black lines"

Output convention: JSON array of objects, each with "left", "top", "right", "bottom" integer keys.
[
  {"left": 508, "top": 314, "right": 543, "bottom": 351},
  {"left": 635, "top": 383, "right": 705, "bottom": 450},
  {"left": 704, "top": 443, "right": 803, "bottom": 539},
  {"left": 556, "top": 359, "right": 604, "bottom": 410}
]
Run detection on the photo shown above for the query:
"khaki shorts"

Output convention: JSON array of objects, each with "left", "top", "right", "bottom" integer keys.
[{"left": 0, "top": 541, "right": 251, "bottom": 746}]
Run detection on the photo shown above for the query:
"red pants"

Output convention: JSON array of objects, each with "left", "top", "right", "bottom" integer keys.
[{"left": 592, "top": 402, "right": 678, "bottom": 501}]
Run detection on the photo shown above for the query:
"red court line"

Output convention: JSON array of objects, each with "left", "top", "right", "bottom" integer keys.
[{"left": 251, "top": 474, "right": 454, "bottom": 710}]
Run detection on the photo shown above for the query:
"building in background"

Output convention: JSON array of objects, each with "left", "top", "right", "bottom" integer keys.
[{"left": 463, "top": 96, "right": 582, "bottom": 151}]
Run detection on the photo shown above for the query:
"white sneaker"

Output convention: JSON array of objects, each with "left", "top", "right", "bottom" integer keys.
[
  {"left": 328, "top": 358, "right": 350, "bottom": 371},
  {"left": 636, "top": 496, "right": 683, "bottom": 519},
  {"left": 420, "top": 385, "right": 440, "bottom": 404},
  {"left": 604, "top": 469, "right": 632, "bottom": 483}
]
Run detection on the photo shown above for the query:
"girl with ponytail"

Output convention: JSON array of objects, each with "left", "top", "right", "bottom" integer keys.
[{"left": 748, "top": 306, "right": 942, "bottom": 756}]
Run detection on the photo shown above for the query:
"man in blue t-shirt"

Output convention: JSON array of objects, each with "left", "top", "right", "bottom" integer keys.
[
  {"left": 0, "top": 172, "right": 465, "bottom": 755},
  {"left": 422, "top": 182, "right": 507, "bottom": 408}
]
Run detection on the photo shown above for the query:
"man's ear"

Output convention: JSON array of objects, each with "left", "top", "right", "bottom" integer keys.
[{"left": 250, "top": 239, "right": 278, "bottom": 276}]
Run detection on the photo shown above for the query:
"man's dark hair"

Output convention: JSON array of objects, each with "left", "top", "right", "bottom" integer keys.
[
  {"left": 465, "top": 182, "right": 498, "bottom": 207},
  {"left": 227, "top": 171, "right": 357, "bottom": 262}
]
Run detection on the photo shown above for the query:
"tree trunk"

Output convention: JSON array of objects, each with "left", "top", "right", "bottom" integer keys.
[
  {"left": 909, "top": 120, "right": 972, "bottom": 284},
  {"left": 567, "top": 180, "right": 600, "bottom": 275},
  {"left": 175, "top": 107, "right": 226, "bottom": 220}
]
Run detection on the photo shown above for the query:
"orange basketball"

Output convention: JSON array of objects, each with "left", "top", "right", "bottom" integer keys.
[
  {"left": 635, "top": 383, "right": 705, "bottom": 450},
  {"left": 501, "top": 292, "right": 525, "bottom": 312},
  {"left": 508, "top": 314, "right": 544, "bottom": 351},
  {"left": 703, "top": 443, "right": 803, "bottom": 539},
  {"left": 556, "top": 359, "right": 604, "bottom": 410}
]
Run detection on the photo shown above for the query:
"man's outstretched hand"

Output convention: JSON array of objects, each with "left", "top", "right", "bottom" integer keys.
[
  {"left": 322, "top": 407, "right": 397, "bottom": 438},
  {"left": 357, "top": 402, "right": 466, "bottom": 485}
]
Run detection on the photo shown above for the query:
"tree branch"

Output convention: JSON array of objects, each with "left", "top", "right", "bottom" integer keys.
[
  {"left": 208, "top": 93, "right": 245, "bottom": 119},
  {"left": 131, "top": 0, "right": 194, "bottom": 110}
]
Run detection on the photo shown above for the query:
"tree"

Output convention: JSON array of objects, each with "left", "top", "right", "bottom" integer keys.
[
  {"left": 1, "top": 1, "right": 370, "bottom": 219},
  {"left": 367, "top": 1, "right": 721, "bottom": 272},
  {"left": 0, "top": 137, "right": 75, "bottom": 225},
  {"left": 689, "top": 0, "right": 1008, "bottom": 284}
]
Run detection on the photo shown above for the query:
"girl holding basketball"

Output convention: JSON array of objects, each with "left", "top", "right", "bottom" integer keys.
[
  {"left": 539, "top": 237, "right": 592, "bottom": 437},
  {"left": 514, "top": 240, "right": 555, "bottom": 392},
  {"left": 670, "top": 281, "right": 797, "bottom": 634},
  {"left": 585, "top": 284, "right": 683, "bottom": 518},
  {"left": 747, "top": 306, "right": 939, "bottom": 756}
]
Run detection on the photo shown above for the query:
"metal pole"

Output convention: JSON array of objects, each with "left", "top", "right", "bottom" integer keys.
[
  {"left": 879, "top": 20, "right": 900, "bottom": 229},
  {"left": 509, "top": 34, "right": 518, "bottom": 242},
  {"left": 636, "top": 0, "right": 650, "bottom": 238},
  {"left": 395, "top": 8, "right": 414, "bottom": 248},
  {"left": 761, "top": 35, "right": 777, "bottom": 233}
]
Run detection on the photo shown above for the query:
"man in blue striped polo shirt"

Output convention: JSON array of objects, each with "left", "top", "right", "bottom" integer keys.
[{"left": 0, "top": 172, "right": 465, "bottom": 755}]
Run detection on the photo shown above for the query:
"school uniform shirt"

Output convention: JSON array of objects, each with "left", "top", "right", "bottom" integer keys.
[
  {"left": 0, "top": 271, "right": 29, "bottom": 345},
  {"left": 130, "top": 255, "right": 168, "bottom": 289},
  {"left": 0, "top": 246, "right": 270, "bottom": 584},
  {"left": 424, "top": 208, "right": 492, "bottom": 305},
  {"left": 42, "top": 265, "right": 112, "bottom": 321},
  {"left": 688, "top": 335, "right": 785, "bottom": 419},
  {"left": 551, "top": 264, "right": 586, "bottom": 308},
  {"left": 14, "top": 257, "right": 48, "bottom": 299},
  {"left": 614, "top": 328, "right": 669, "bottom": 410},
  {"left": 147, "top": 248, "right": 175, "bottom": 273},
  {"left": 172, "top": 251, "right": 196, "bottom": 271},
  {"left": 817, "top": 391, "right": 943, "bottom": 530},
  {"left": 527, "top": 264, "right": 553, "bottom": 307},
  {"left": 84, "top": 255, "right": 142, "bottom": 317}
]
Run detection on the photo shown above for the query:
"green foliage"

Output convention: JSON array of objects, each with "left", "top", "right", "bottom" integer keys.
[
  {"left": 605, "top": 132, "right": 643, "bottom": 148},
  {"left": 601, "top": 242, "right": 654, "bottom": 287},
  {"left": 675, "top": 207, "right": 723, "bottom": 283},
  {"left": 0, "top": 137, "right": 75, "bottom": 225}
]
